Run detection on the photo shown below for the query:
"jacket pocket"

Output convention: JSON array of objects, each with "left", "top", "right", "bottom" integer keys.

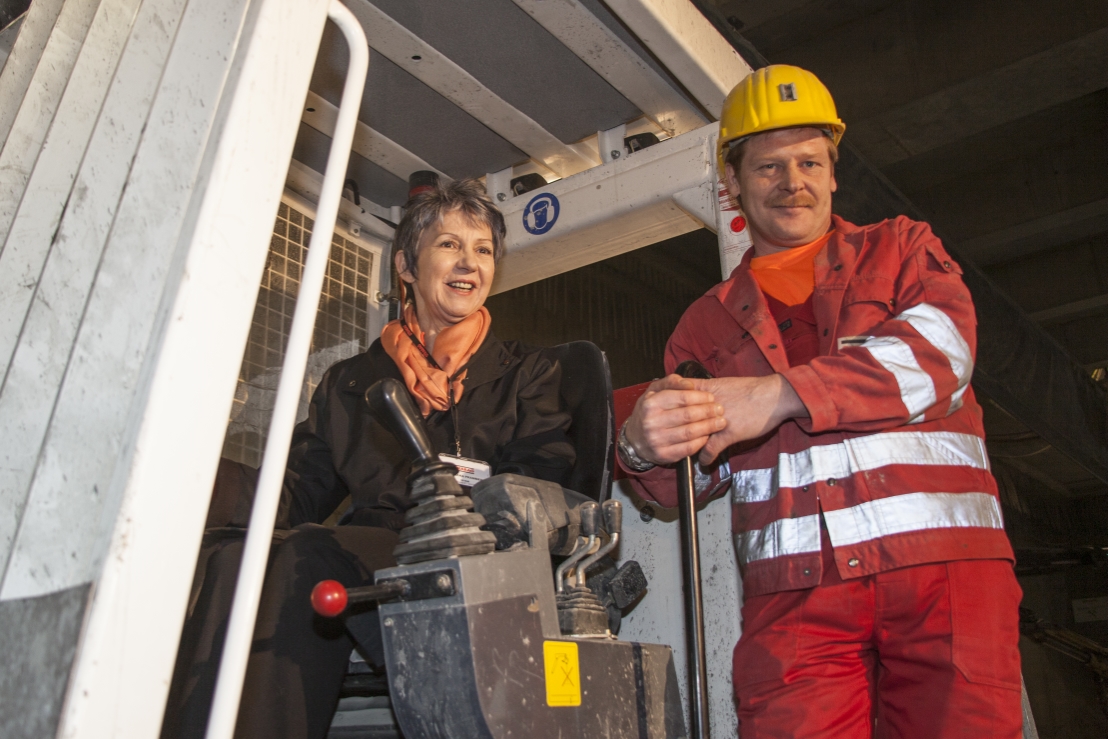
[
  {"left": 714, "top": 331, "right": 762, "bottom": 377},
  {"left": 842, "top": 276, "right": 896, "bottom": 312},
  {"left": 948, "top": 559, "right": 1022, "bottom": 690}
]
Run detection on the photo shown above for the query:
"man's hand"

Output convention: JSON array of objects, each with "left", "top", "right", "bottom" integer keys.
[
  {"left": 691, "top": 375, "right": 808, "bottom": 465},
  {"left": 623, "top": 375, "right": 726, "bottom": 466}
]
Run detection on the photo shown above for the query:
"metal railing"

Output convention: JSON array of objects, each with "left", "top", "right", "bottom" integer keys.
[{"left": 204, "top": 4, "right": 369, "bottom": 737}]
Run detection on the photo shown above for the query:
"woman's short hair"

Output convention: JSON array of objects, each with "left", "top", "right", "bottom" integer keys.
[{"left": 392, "top": 178, "right": 507, "bottom": 278}]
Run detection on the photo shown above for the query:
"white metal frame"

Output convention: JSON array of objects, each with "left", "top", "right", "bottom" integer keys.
[
  {"left": 49, "top": 0, "right": 336, "bottom": 735},
  {"left": 203, "top": 3, "right": 368, "bottom": 737},
  {"left": 0, "top": 0, "right": 102, "bottom": 246},
  {"left": 0, "top": 0, "right": 148, "bottom": 376},
  {"left": 491, "top": 121, "right": 719, "bottom": 294},
  {"left": 0, "top": 0, "right": 197, "bottom": 589},
  {"left": 0, "top": 0, "right": 65, "bottom": 140}
]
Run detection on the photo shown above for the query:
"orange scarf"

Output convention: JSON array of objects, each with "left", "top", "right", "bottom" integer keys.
[
  {"left": 750, "top": 230, "right": 834, "bottom": 306},
  {"left": 381, "top": 299, "right": 491, "bottom": 417}
]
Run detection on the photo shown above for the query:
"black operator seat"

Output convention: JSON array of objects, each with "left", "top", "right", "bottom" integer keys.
[{"left": 539, "top": 340, "right": 616, "bottom": 504}]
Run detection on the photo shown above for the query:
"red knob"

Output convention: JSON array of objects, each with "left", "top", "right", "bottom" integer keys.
[{"left": 310, "top": 580, "right": 348, "bottom": 617}]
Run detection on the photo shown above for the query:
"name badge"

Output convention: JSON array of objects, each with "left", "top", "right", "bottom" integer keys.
[{"left": 439, "top": 454, "right": 491, "bottom": 488}]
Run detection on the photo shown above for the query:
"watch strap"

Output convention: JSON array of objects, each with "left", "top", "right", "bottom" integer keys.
[{"left": 617, "top": 423, "right": 656, "bottom": 472}]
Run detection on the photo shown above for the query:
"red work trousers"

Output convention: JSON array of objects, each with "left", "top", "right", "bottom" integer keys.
[{"left": 734, "top": 535, "right": 1023, "bottom": 738}]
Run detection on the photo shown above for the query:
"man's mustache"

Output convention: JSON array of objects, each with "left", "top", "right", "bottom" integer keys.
[{"left": 768, "top": 194, "right": 818, "bottom": 208}]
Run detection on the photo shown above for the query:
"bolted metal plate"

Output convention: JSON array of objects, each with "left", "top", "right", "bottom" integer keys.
[{"left": 377, "top": 569, "right": 457, "bottom": 602}]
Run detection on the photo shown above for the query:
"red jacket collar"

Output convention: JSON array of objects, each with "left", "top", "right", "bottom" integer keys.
[{"left": 712, "top": 216, "right": 865, "bottom": 370}]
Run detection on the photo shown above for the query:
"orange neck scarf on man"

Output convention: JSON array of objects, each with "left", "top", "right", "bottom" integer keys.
[
  {"left": 381, "top": 293, "right": 491, "bottom": 417},
  {"left": 749, "top": 230, "right": 835, "bottom": 306}
]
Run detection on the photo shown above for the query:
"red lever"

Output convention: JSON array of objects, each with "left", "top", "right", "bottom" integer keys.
[{"left": 311, "top": 579, "right": 348, "bottom": 617}]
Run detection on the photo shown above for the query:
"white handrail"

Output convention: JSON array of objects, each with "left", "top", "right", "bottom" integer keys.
[{"left": 204, "top": 3, "right": 368, "bottom": 737}]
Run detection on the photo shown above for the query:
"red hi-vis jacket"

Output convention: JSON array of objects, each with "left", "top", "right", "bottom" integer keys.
[{"left": 626, "top": 215, "right": 1014, "bottom": 597}]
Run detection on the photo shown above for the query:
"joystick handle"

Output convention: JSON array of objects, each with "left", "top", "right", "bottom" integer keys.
[
  {"left": 603, "top": 499, "right": 622, "bottom": 535},
  {"left": 580, "top": 501, "right": 600, "bottom": 538},
  {"left": 365, "top": 378, "right": 436, "bottom": 466}
]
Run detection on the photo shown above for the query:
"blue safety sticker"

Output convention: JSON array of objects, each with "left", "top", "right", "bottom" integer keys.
[{"left": 522, "top": 193, "right": 560, "bottom": 235}]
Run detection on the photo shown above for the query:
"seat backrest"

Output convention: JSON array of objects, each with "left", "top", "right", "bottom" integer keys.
[{"left": 539, "top": 341, "right": 615, "bottom": 503}]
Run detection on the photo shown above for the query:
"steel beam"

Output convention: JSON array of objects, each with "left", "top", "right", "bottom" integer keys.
[
  {"left": 962, "top": 197, "right": 1108, "bottom": 266},
  {"left": 0, "top": 0, "right": 334, "bottom": 735},
  {"left": 285, "top": 158, "right": 395, "bottom": 239},
  {"left": 345, "top": 0, "right": 598, "bottom": 178},
  {"left": 1030, "top": 293, "right": 1108, "bottom": 325},
  {"left": 509, "top": 0, "right": 706, "bottom": 137},
  {"left": 603, "top": 0, "right": 751, "bottom": 118},
  {"left": 300, "top": 90, "right": 449, "bottom": 184},
  {"left": 850, "top": 27, "right": 1108, "bottom": 168}
]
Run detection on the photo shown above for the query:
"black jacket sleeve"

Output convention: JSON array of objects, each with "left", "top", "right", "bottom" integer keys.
[{"left": 282, "top": 369, "right": 351, "bottom": 527}]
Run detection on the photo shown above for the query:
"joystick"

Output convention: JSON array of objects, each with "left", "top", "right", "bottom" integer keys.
[{"left": 365, "top": 379, "right": 495, "bottom": 564}]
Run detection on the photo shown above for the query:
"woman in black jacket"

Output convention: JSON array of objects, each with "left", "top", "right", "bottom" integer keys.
[{"left": 163, "top": 179, "right": 575, "bottom": 739}]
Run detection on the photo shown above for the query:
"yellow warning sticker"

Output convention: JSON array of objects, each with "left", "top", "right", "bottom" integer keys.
[{"left": 543, "top": 640, "right": 581, "bottom": 707}]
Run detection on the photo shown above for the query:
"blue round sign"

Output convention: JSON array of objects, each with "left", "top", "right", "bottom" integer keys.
[{"left": 522, "top": 192, "right": 560, "bottom": 235}]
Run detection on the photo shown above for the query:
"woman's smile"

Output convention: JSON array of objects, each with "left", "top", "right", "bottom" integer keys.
[{"left": 396, "top": 208, "right": 496, "bottom": 351}]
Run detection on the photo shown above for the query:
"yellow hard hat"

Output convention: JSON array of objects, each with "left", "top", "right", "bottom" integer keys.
[{"left": 717, "top": 64, "right": 845, "bottom": 175}]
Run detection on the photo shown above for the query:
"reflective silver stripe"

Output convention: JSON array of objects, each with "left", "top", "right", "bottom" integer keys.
[
  {"left": 693, "top": 461, "right": 713, "bottom": 494},
  {"left": 856, "top": 336, "right": 936, "bottom": 419},
  {"left": 734, "top": 514, "right": 821, "bottom": 564},
  {"left": 736, "top": 492, "right": 1003, "bottom": 564},
  {"left": 730, "top": 431, "right": 989, "bottom": 504},
  {"left": 823, "top": 491, "right": 1003, "bottom": 547},
  {"left": 947, "top": 383, "right": 969, "bottom": 416},
  {"left": 846, "top": 304, "right": 973, "bottom": 421},
  {"left": 897, "top": 303, "right": 973, "bottom": 386},
  {"left": 732, "top": 467, "right": 776, "bottom": 504}
]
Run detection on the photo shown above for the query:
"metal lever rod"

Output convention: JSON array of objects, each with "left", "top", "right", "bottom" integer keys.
[
  {"left": 576, "top": 500, "right": 622, "bottom": 587},
  {"left": 678, "top": 455, "right": 709, "bottom": 739},
  {"left": 674, "top": 360, "right": 712, "bottom": 739},
  {"left": 345, "top": 580, "right": 408, "bottom": 606},
  {"left": 555, "top": 501, "right": 599, "bottom": 592},
  {"left": 205, "top": 4, "right": 368, "bottom": 739},
  {"left": 554, "top": 537, "right": 587, "bottom": 593}
]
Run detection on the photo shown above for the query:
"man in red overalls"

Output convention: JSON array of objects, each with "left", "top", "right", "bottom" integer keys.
[{"left": 618, "top": 65, "right": 1023, "bottom": 737}]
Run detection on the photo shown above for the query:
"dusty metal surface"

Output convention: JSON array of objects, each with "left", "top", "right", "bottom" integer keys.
[
  {"left": 611, "top": 480, "right": 741, "bottom": 737},
  {"left": 0, "top": 585, "right": 88, "bottom": 739}
]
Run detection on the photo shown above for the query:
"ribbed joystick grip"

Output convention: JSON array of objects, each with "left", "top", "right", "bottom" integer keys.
[
  {"left": 364, "top": 378, "right": 495, "bottom": 564},
  {"left": 365, "top": 378, "right": 436, "bottom": 467}
]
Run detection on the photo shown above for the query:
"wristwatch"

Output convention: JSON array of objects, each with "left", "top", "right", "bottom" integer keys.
[{"left": 617, "top": 423, "right": 656, "bottom": 472}]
